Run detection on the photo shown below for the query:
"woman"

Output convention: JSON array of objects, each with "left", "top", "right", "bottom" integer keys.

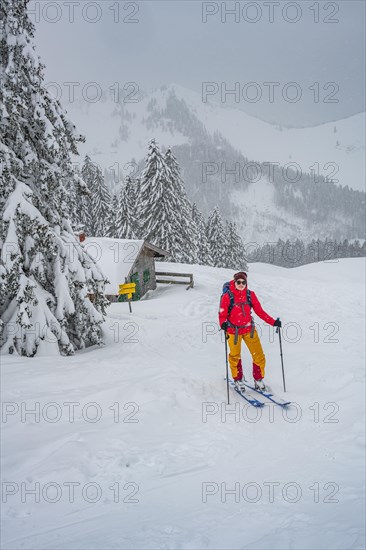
[{"left": 219, "top": 271, "right": 281, "bottom": 392}]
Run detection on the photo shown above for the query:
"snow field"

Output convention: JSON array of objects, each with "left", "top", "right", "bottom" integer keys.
[{"left": 1, "top": 259, "right": 365, "bottom": 549}]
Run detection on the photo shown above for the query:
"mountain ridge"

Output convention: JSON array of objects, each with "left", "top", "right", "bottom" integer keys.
[{"left": 65, "top": 83, "right": 365, "bottom": 244}]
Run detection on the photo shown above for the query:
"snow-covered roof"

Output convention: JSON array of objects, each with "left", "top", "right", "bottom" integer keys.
[{"left": 83, "top": 237, "right": 167, "bottom": 295}]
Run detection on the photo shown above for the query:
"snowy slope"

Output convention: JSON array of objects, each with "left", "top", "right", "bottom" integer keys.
[
  {"left": 2, "top": 259, "right": 365, "bottom": 549},
  {"left": 66, "top": 83, "right": 365, "bottom": 192},
  {"left": 190, "top": 88, "right": 365, "bottom": 192}
]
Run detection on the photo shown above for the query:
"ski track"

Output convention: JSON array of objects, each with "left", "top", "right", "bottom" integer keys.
[{"left": 1, "top": 259, "right": 365, "bottom": 549}]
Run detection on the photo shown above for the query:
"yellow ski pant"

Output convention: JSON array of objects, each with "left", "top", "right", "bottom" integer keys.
[{"left": 227, "top": 329, "right": 266, "bottom": 381}]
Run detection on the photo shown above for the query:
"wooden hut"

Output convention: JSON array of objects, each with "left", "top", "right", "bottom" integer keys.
[{"left": 83, "top": 237, "right": 168, "bottom": 302}]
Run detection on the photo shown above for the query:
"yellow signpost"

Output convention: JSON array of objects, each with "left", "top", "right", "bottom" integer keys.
[{"left": 118, "top": 282, "right": 136, "bottom": 312}]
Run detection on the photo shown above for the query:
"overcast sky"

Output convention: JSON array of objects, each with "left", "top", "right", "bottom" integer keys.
[{"left": 30, "top": 0, "right": 365, "bottom": 127}]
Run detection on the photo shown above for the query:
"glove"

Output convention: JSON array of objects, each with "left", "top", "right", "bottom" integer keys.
[
  {"left": 273, "top": 318, "right": 282, "bottom": 328},
  {"left": 221, "top": 321, "right": 228, "bottom": 331}
]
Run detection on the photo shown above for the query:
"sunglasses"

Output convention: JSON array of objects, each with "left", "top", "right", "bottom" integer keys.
[{"left": 235, "top": 279, "right": 246, "bottom": 285}]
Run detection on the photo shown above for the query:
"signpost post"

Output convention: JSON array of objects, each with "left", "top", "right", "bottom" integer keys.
[{"left": 118, "top": 282, "right": 136, "bottom": 312}]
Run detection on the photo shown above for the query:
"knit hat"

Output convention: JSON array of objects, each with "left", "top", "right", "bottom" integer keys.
[{"left": 233, "top": 271, "right": 247, "bottom": 282}]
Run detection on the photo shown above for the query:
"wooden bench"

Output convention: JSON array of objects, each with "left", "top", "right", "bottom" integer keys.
[{"left": 155, "top": 271, "right": 194, "bottom": 290}]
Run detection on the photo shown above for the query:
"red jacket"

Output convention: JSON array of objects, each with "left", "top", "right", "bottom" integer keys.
[{"left": 219, "top": 280, "right": 276, "bottom": 335}]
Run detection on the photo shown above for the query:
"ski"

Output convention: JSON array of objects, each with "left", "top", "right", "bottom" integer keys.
[
  {"left": 242, "top": 382, "right": 292, "bottom": 408},
  {"left": 225, "top": 379, "right": 265, "bottom": 408}
]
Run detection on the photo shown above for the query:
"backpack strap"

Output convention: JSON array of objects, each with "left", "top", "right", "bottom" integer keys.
[
  {"left": 231, "top": 289, "right": 252, "bottom": 311},
  {"left": 247, "top": 290, "right": 254, "bottom": 337},
  {"left": 227, "top": 289, "right": 234, "bottom": 315}
]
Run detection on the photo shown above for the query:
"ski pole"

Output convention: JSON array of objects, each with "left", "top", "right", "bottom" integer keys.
[
  {"left": 276, "top": 322, "right": 286, "bottom": 392},
  {"left": 224, "top": 330, "right": 230, "bottom": 404}
]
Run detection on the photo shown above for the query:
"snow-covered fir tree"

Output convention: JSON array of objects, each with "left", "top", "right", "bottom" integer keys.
[
  {"left": 206, "top": 206, "right": 227, "bottom": 267},
  {"left": 115, "top": 176, "right": 140, "bottom": 239},
  {"left": 106, "top": 194, "right": 119, "bottom": 238},
  {"left": 63, "top": 163, "right": 91, "bottom": 235},
  {"left": 139, "top": 139, "right": 197, "bottom": 261},
  {"left": 92, "top": 164, "right": 111, "bottom": 237},
  {"left": 76, "top": 186, "right": 91, "bottom": 237},
  {"left": 191, "top": 203, "right": 213, "bottom": 265},
  {"left": 225, "top": 221, "right": 248, "bottom": 271},
  {"left": 80, "top": 155, "right": 96, "bottom": 235},
  {"left": 80, "top": 156, "right": 113, "bottom": 237},
  {"left": 0, "top": 0, "right": 109, "bottom": 356},
  {"left": 62, "top": 169, "right": 78, "bottom": 231},
  {"left": 164, "top": 147, "right": 199, "bottom": 263}
]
